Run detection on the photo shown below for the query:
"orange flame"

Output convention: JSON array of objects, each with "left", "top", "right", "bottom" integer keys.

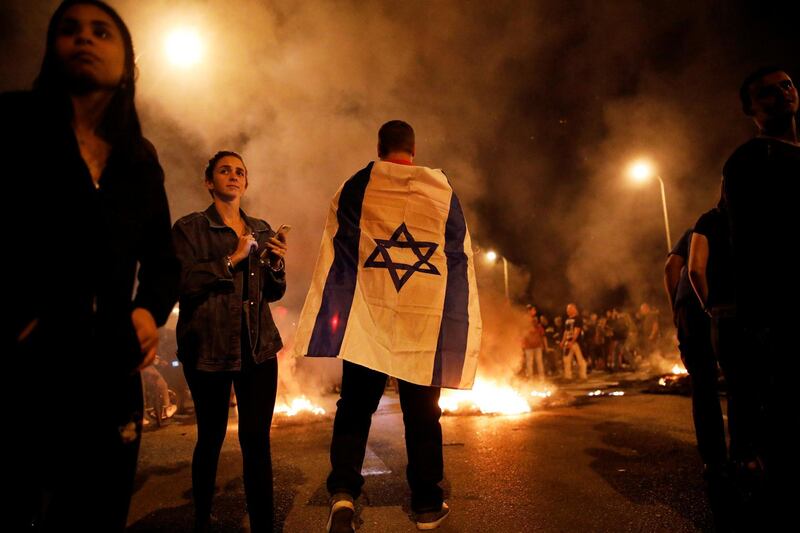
[
  {"left": 439, "top": 378, "right": 534, "bottom": 415},
  {"left": 671, "top": 363, "right": 688, "bottom": 375},
  {"left": 274, "top": 395, "right": 326, "bottom": 416}
]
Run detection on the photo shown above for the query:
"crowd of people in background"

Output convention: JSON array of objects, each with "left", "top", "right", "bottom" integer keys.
[{"left": 520, "top": 302, "right": 663, "bottom": 381}]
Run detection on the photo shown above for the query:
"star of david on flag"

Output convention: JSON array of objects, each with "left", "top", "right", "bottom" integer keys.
[
  {"left": 293, "top": 161, "right": 482, "bottom": 389},
  {"left": 363, "top": 222, "right": 440, "bottom": 291}
]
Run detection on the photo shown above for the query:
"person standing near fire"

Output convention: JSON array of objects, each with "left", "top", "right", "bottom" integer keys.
[
  {"left": 5, "top": 2, "right": 180, "bottom": 529},
  {"left": 294, "top": 120, "right": 481, "bottom": 532},
  {"left": 719, "top": 66, "right": 800, "bottom": 528},
  {"left": 666, "top": 226, "right": 730, "bottom": 529},
  {"left": 521, "top": 305, "right": 547, "bottom": 380},
  {"left": 172, "top": 150, "right": 288, "bottom": 532},
  {"left": 561, "top": 303, "right": 588, "bottom": 380}
]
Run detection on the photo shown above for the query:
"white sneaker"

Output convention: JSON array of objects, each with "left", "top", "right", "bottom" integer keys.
[
  {"left": 416, "top": 502, "right": 450, "bottom": 530},
  {"left": 326, "top": 493, "right": 355, "bottom": 533}
]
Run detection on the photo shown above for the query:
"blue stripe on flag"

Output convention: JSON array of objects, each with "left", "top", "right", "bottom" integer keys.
[
  {"left": 307, "top": 162, "right": 373, "bottom": 356},
  {"left": 431, "top": 191, "right": 470, "bottom": 387}
]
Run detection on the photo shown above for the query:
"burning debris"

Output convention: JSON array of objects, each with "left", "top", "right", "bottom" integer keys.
[
  {"left": 274, "top": 395, "right": 327, "bottom": 417},
  {"left": 439, "top": 379, "right": 532, "bottom": 415},
  {"left": 670, "top": 364, "right": 688, "bottom": 375},
  {"left": 439, "top": 378, "right": 560, "bottom": 416},
  {"left": 658, "top": 362, "right": 689, "bottom": 388},
  {"left": 587, "top": 389, "right": 626, "bottom": 397},
  {"left": 642, "top": 361, "right": 693, "bottom": 395}
]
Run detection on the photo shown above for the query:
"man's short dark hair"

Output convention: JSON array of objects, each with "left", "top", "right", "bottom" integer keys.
[
  {"left": 739, "top": 66, "right": 787, "bottom": 115},
  {"left": 378, "top": 120, "right": 415, "bottom": 158}
]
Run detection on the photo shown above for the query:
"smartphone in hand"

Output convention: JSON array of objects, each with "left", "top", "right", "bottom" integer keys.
[
  {"left": 276, "top": 224, "right": 292, "bottom": 238},
  {"left": 259, "top": 224, "right": 291, "bottom": 262}
]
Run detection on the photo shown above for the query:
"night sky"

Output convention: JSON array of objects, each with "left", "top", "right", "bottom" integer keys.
[{"left": 1, "top": 0, "right": 798, "bottom": 315}]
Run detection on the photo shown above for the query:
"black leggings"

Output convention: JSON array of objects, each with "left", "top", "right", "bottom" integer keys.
[{"left": 184, "top": 356, "right": 278, "bottom": 532}]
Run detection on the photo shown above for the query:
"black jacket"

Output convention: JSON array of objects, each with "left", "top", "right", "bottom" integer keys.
[
  {"left": 3, "top": 91, "right": 180, "bottom": 375},
  {"left": 173, "top": 204, "right": 286, "bottom": 371}
]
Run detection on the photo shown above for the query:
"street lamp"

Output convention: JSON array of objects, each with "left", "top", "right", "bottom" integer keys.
[
  {"left": 485, "top": 250, "right": 510, "bottom": 303},
  {"left": 627, "top": 159, "right": 672, "bottom": 252},
  {"left": 164, "top": 28, "right": 204, "bottom": 67}
]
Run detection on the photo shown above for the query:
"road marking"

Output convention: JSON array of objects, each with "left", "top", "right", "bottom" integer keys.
[{"left": 361, "top": 446, "right": 391, "bottom": 476}]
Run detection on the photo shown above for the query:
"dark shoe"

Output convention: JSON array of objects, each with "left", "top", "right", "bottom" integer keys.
[
  {"left": 703, "top": 463, "right": 735, "bottom": 532},
  {"left": 194, "top": 513, "right": 219, "bottom": 533},
  {"left": 327, "top": 492, "right": 355, "bottom": 533},
  {"left": 735, "top": 458, "right": 765, "bottom": 501},
  {"left": 415, "top": 502, "right": 450, "bottom": 530},
  {"left": 702, "top": 462, "right": 730, "bottom": 484}
]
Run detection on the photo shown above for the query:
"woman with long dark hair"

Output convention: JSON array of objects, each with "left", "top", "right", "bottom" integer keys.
[
  {"left": 173, "top": 151, "right": 287, "bottom": 532},
  {"left": 4, "top": 1, "right": 179, "bottom": 530}
]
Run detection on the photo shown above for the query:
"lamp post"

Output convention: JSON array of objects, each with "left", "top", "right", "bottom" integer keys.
[
  {"left": 485, "top": 250, "right": 510, "bottom": 303},
  {"left": 628, "top": 159, "right": 672, "bottom": 252}
]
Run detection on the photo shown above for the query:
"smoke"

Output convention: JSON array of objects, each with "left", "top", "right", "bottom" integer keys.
[
  {"left": 2, "top": 1, "right": 798, "bottom": 394},
  {"left": 473, "top": 293, "right": 531, "bottom": 380}
]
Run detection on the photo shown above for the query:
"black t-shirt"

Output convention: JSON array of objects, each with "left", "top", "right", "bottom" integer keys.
[
  {"left": 693, "top": 208, "right": 734, "bottom": 308},
  {"left": 723, "top": 137, "right": 800, "bottom": 319},
  {"left": 563, "top": 315, "right": 583, "bottom": 342},
  {"left": 669, "top": 228, "right": 697, "bottom": 310}
]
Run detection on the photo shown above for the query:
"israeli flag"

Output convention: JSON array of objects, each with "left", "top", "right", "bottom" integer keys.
[{"left": 294, "top": 161, "right": 481, "bottom": 389}]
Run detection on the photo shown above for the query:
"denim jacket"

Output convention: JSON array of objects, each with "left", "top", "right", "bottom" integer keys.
[{"left": 173, "top": 204, "right": 286, "bottom": 371}]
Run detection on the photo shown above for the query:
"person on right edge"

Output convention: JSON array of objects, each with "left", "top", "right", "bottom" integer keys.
[{"left": 720, "top": 65, "right": 799, "bottom": 528}]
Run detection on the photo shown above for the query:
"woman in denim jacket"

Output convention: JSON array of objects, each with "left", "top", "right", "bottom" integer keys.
[{"left": 173, "top": 151, "right": 288, "bottom": 532}]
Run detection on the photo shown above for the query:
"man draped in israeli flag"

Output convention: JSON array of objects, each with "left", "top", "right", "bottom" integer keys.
[{"left": 295, "top": 120, "right": 481, "bottom": 532}]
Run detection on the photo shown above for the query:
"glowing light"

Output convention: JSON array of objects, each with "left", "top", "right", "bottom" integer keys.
[
  {"left": 671, "top": 364, "right": 688, "bottom": 375},
  {"left": 530, "top": 390, "right": 552, "bottom": 398},
  {"left": 587, "top": 389, "right": 626, "bottom": 397},
  {"left": 274, "top": 396, "right": 326, "bottom": 416},
  {"left": 165, "top": 28, "right": 203, "bottom": 67},
  {"left": 330, "top": 313, "right": 340, "bottom": 332},
  {"left": 485, "top": 250, "right": 498, "bottom": 263},
  {"left": 628, "top": 159, "right": 655, "bottom": 183},
  {"left": 658, "top": 377, "right": 668, "bottom": 387},
  {"left": 439, "top": 378, "right": 531, "bottom": 415}
]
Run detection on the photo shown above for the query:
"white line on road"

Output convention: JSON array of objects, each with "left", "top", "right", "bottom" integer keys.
[{"left": 361, "top": 446, "right": 392, "bottom": 476}]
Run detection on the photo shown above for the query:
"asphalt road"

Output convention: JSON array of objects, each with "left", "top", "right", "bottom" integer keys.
[{"left": 128, "top": 374, "right": 715, "bottom": 532}]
